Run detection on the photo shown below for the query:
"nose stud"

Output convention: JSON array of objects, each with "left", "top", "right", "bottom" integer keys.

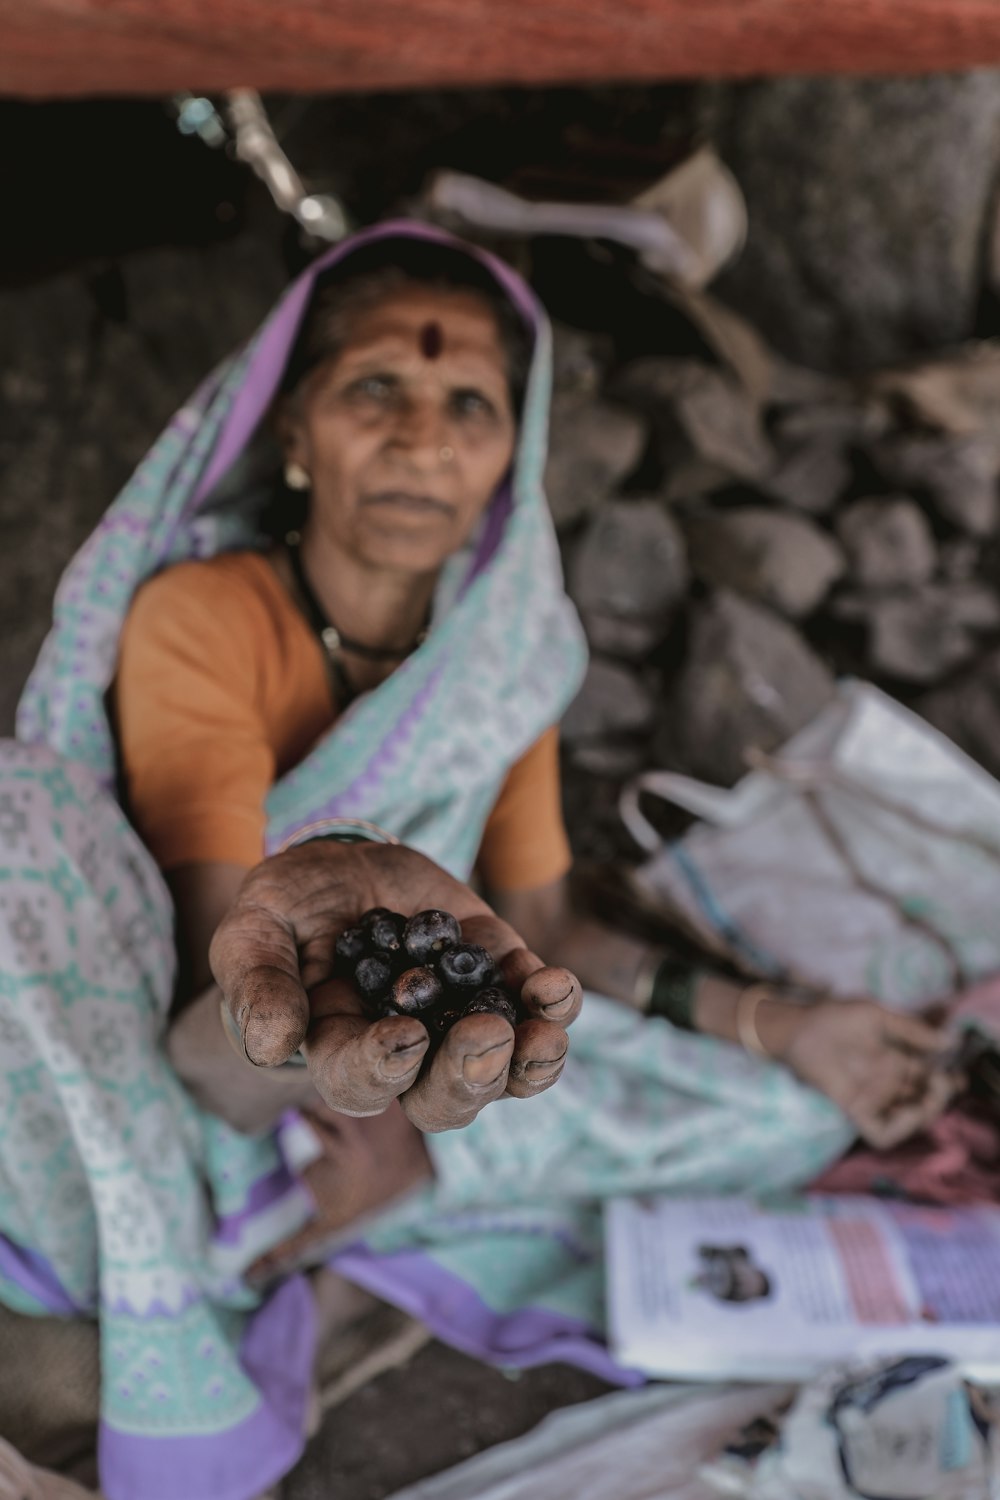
[{"left": 439, "top": 446, "right": 454, "bottom": 464}]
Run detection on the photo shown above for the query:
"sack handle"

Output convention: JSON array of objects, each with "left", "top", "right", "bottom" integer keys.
[{"left": 623, "top": 750, "right": 1000, "bottom": 866}]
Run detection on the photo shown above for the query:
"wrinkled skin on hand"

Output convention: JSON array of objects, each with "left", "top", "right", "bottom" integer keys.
[
  {"left": 777, "top": 998, "right": 963, "bottom": 1150},
  {"left": 209, "top": 841, "right": 582, "bottom": 1132}
]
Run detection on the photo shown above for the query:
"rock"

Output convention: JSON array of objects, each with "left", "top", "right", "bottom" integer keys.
[
  {"left": 0, "top": 238, "right": 284, "bottom": 734},
  {"left": 561, "top": 764, "right": 635, "bottom": 865},
  {"left": 656, "top": 591, "right": 836, "bottom": 787},
  {"left": 835, "top": 496, "right": 936, "bottom": 589},
  {"left": 570, "top": 741, "right": 647, "bottom": 778},
  {"left": 683, "top": 506, "right": 845, "bottom": 617},
  {"left": 550, "top": 323, "right": 610, "bottom": 397},
  {"left": 940, "top": 538, "right": 981, "bottom": 583},
  {"left": 544, "top": 394, "right": 647, "bottom": 530},
  {"left": 918, "top": 650, "right": 1000, "bottom": 783},
  {"left": 764, "top": 441, "right": 852, "bottom": 516},
  {"left": 841, "top": 583, "right": 1000, "bottom": 682},
  {"left": 710, "top": 73, "right": 1000, "bottom": 371},
  {"left": 771, "top": 399, "right": 891, "bottom": 448},
  {"left": 568, "top": 499, "right": 688, "bottom": 659},
  {"left": 870, "top": 346, "right": 1000, "bottom": 436},
  {"left": 561, "top": 659, "right": 656, "bottom": 744},
  {"left": 868, "top": 433, "right": 1000, "bottom": 536},
  {"left": 612, "top": 359, "right": 774, "bottom": 483}
]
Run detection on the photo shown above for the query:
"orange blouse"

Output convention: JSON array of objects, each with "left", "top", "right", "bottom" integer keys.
[{"left": 113, "top": 551, "right": 572, "bottom": 893}]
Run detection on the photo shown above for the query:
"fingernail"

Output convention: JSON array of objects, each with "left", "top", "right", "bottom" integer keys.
[
  {"left": 518, "top": 1059, "right": 566, "bottom": 1088},
  {"left": 379, "top": 1043, "right": 426, "bottom": 1080},
  {"left": 540, "top": 991, "right": 574, "bottom": 1016},
  {"left": 462, "top": 1042, "right": 511, "bottom": 1087}
]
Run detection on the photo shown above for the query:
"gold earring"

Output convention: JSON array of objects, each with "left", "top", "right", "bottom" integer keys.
[{"left": 284, "top": 462, "right": 311, "bottom": 491}]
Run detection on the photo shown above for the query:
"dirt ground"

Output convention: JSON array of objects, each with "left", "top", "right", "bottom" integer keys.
[{"left": 281, "top": 1343, "right": 612, "bottom": 1499}]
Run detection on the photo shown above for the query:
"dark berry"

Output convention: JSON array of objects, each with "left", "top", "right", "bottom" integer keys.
[
  {"left": 335, "top": 924, "right": 368, "bottom": 972},
  {"left": 439, "top": 943, "right": 496, "bottom": 992},
  {"left": 360, "top": 907, "right": 394, "bottom": 933},
  {"left": 403, "top": 909, "right": 462, "bottom": 964},
  {"left": 368, "top": 911, "right": 406, "bottom": 958},
  {"left": 391, "top": 966, "right": 444, "bottom": 1016},
  {"left": 354, "top": 954, "right": 393, "bottom": 1011},
  {"left": 429, "top": 1005, "right": 467, "bottom": 1037},
  {"left": 463, "top": 987, "right": 518, "bottom": 1028}
]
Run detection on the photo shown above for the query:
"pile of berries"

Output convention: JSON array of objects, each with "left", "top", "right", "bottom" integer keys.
[{"left": 335, "top": 907, "right": 520, "bottom": 1037}]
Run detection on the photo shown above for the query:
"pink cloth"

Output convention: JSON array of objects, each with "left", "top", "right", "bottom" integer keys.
[{"left": 812, "top": 976, "right": 1000, "bottom": 1207}]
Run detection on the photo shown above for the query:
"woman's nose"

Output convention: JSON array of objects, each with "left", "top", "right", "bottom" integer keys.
[{"left": 388, "top": 399, "right": 448, "bottom": 467}]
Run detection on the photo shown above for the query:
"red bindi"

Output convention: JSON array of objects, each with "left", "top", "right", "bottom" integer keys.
[{"left": 420, "top": 321, "right": 444, "bottom": 359}]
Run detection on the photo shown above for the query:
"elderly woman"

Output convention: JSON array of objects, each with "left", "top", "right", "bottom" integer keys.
[{"left": 1, "top": 224, "right": 956, "bottom": 1500}]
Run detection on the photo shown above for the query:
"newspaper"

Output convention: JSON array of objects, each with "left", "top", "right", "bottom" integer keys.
[{"left": 606, "top": 1194, "right": 1000, "bottom": 1383}]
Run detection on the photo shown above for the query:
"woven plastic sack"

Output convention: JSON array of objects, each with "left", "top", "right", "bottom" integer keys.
[{"left": 621, "top": 681, "right": 1000, "bottom": 1009}]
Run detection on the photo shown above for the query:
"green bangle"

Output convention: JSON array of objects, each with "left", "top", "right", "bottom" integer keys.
[
  {"left": 276, "top": 817, "right": 399, "bottom": 853},
  {"left": 648, "top": 957, "right": 699, "bottom": 1031}
]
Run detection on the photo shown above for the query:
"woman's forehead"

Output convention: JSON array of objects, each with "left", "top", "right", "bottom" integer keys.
[{"left": 336, "top": 288, "right": 508, "bottom": 366}]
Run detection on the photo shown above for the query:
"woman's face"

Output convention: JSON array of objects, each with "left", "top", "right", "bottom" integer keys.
[{"left": 281, "top": 285, "right": 519, "bottom": 575}]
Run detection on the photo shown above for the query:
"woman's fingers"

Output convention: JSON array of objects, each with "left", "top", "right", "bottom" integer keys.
[
  {"left": 224, "top": 962, "right": 311, "bottom": 1068},
  {"left": 860, "top": 1068, "right": 960, "bottom": 1149},
  {"left": 304, "top": 1003, "right": 432, "bottom": 1116},
  {"left": 399, "top": 1012, "right": 515, "bottom": 1132},
  {"left": 506, "top": 1017, "right": 570, "bottom": 1099},
  {"left": 500, "top": 951, "right": 582, "bottom": 1026},
  {"left": 880, "top": 1010, "right": 950, "bottom": 1056},
  {"left": 209, "top": 880, "right": 313, "bottom": 1066}
]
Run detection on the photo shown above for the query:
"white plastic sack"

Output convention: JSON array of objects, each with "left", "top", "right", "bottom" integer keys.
[
  {"left": 386, "top": 1382, "right": 789, "bottom": 1500},
  {"left": 700, "top": 1356, "right": 1000, "bottom": 1500},
  {"left": 621, "top": 682, "right": 1000, "bottom": 1008}
]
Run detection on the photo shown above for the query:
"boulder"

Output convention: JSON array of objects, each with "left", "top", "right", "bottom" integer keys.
[
  {"left": 918, "top": 650, "right": 1000, "bottom": 783},
  {"left": 764, "top": 440, "right": 851, "bottom": 516},
  {"left": 711, "top": 73, "right": 1000, "bottom": 371},
  {"left": 868, "top": 433, "right": 1000, "bottom": 536},
  {"left": 683, "top": 506, "right": 845, "bottom": 617},
  {"left": 613, "top": 358, "right": 774, "bottom": 483},
  {"left": 544, "top": 395, "right": 647, "bottom": 530},
  {"left": 569, "top": 498, "right": 688, "bottom": 658},
  {"left": 838, "top": 583, "right": 1000, "bottom": 682},
  {"left": 656, "top": 591, "right": 836, "bottom": 787},
  {"left": 561, "top": 659, "right": 656, "bottom": 744},
  {"left": 835, "top": 496, "right": 936, "bottom": 589}
]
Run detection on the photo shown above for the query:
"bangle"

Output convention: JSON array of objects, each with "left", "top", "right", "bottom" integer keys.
[
  {"left": 647, "top": 956, "right": 699, "bottom": 1031},
  {"left": 736, "top": 983, "right": 775, "bottom": 1058},
  {"left": 277, "top": 816, "right": 399, "bottom": 853}
]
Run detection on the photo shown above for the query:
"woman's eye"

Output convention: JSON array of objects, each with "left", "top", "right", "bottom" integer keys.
[
  {"left": 348, "top": 375, "right": 395, "bottom": 401},
  {"left": 451, "top": 390, "right": 495, "bottom": 419}
]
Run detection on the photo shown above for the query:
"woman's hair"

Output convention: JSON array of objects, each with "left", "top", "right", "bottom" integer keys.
[{"left": 280, "top": 238, "right": 533, "bottom": 411}]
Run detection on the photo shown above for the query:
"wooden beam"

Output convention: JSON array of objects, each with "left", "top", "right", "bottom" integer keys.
[{"left": 2, "top": 0, "right": 1000, "bottom": 97}]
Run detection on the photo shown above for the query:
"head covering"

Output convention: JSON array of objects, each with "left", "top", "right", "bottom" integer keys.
[{"left": 17, "top": 221, "right": 587, "bottom": 877}]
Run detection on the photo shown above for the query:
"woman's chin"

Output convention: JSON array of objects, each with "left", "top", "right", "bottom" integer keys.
[{"left": 353, "top": 522, "right": 464, "bottom": 576}]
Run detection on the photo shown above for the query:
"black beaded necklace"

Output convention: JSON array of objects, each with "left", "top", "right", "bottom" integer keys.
[{"left": 284, "top": 530, "right": 428, "bottom": 703}]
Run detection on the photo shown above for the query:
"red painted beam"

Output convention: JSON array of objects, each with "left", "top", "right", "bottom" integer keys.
[{"left": 2, "top": 0, "right": 1000, "bottom": 97}]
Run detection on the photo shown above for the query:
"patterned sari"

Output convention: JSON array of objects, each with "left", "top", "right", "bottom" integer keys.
[{"left": 1, "top": 223, "right": 851, "bottom": 1500}]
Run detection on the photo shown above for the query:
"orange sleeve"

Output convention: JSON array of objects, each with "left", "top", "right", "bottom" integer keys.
[
  {"left": 477, "top": 726, "right": 572, "bottom": 894},
  {"left": 114, "top": 564, "right": 274, "bottom": 871}
]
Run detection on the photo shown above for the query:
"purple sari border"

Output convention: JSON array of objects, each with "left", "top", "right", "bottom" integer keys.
[
  {"left": 0, "top": 1232, "right": 89, "bottom": 1316},
  {"left": 213, "top": 1161, "right": 307, "bottom": 1247},
  {"left": 330, "top": 1242, "right": 645, "bottom": 1388},
  {"left": 99, "top": 1275, "right": 316, "bottom": 1500}
]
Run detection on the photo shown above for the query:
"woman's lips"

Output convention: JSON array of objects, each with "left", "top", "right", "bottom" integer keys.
[{"left": 362, "top": 490, "right": 455, "bottom": 518}]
